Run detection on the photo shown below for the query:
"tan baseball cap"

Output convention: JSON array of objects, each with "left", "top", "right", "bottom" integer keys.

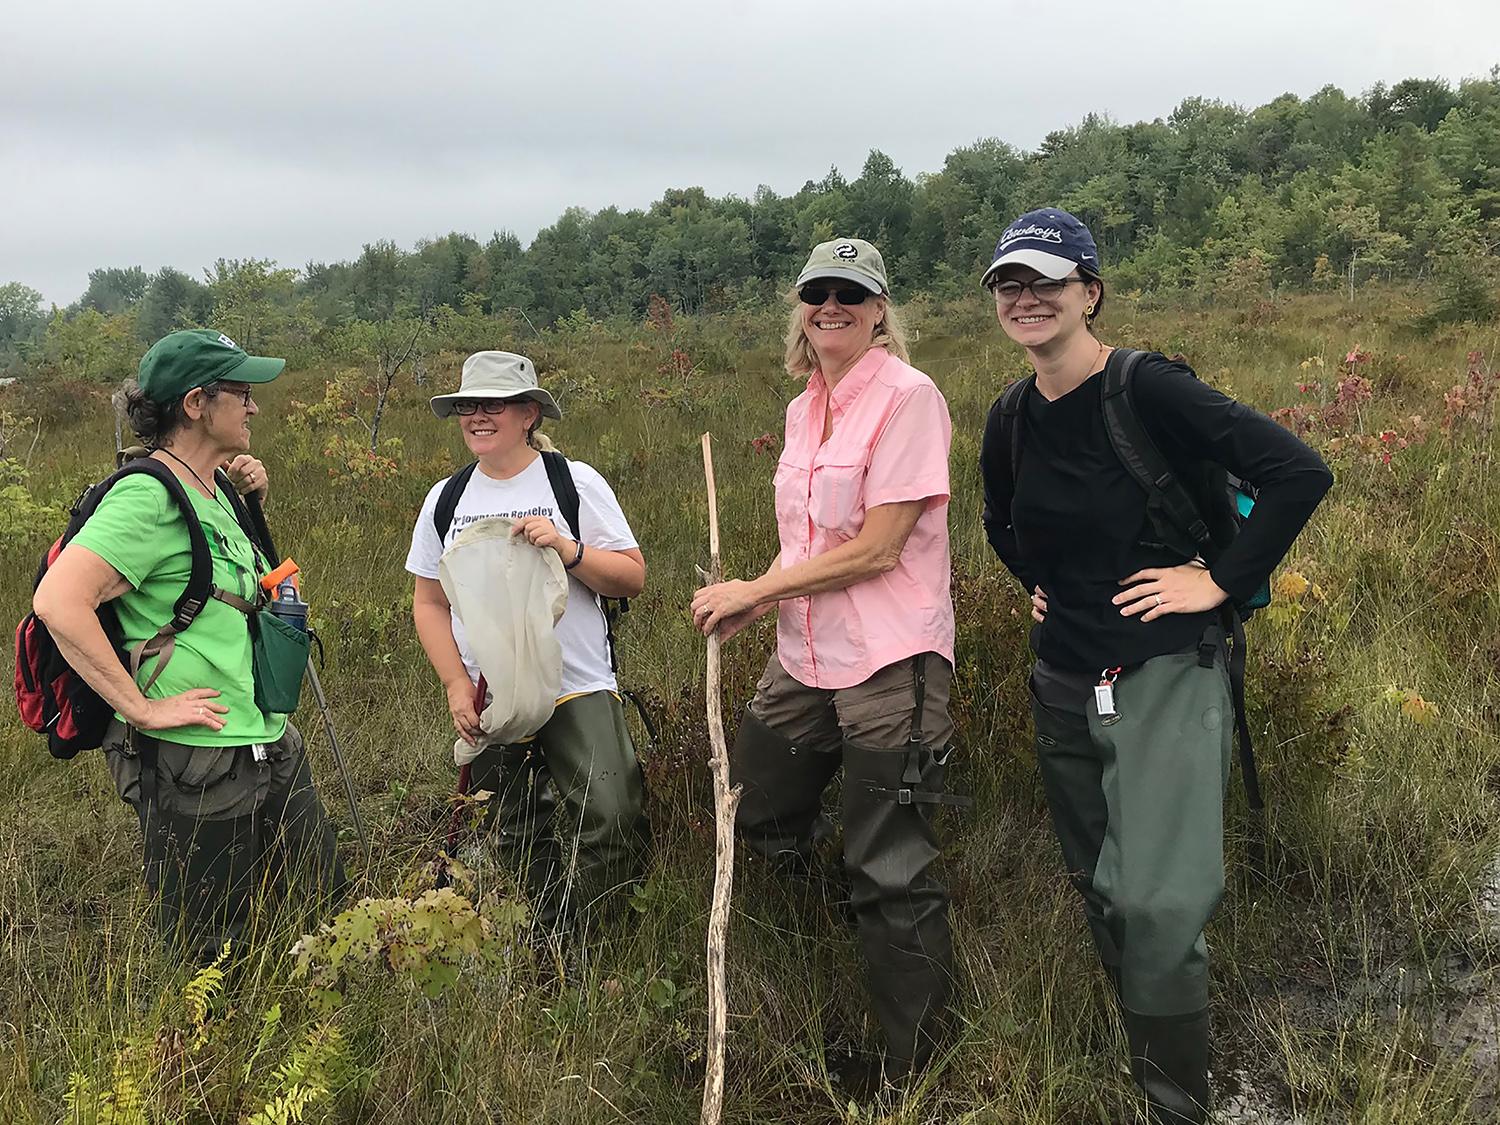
[
  {"left": 429, "top": 351, "right": 562, "bottom": 420},
  {"left": 795, "top": 238, "right": 889, "bottom": 294}
]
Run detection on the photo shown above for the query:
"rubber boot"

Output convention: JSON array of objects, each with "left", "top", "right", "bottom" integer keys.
[
  {"left": 1122, "top": 1007, "right": 1211, "bottom": 1123},
  {"left": 468, "top": 742, "right": 565, "bottom": 931},
  {"left": 730, "top": 709, "right": 841, "bottom": 875},
  {"left": 840, "top": 742, "right": 953, "bottom": 1082}
]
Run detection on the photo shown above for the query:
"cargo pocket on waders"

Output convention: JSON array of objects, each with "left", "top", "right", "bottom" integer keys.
[{"left": 251, "top": 608, "right": 310, "bottom": 715}]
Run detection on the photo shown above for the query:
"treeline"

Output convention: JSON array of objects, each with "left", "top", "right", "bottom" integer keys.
[{"left": 2, "top": 71, "right": 1498, "bottom": 379}]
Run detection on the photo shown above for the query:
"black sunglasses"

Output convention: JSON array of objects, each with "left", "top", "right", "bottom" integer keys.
[
  {"left": 798, "top": 284, "right": 873, "bottom": 306},
  {"left": 452, "top": 399, "right": 511, "bottom": 416}
]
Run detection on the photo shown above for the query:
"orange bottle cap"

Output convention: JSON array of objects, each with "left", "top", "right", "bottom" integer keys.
[{"left": 259, "top": 558, "right": 300, "bottom": 591}]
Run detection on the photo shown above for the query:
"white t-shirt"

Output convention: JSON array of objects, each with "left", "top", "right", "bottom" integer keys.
[{"left": 406, "top": 455, "right": 638, "bottom": 698}]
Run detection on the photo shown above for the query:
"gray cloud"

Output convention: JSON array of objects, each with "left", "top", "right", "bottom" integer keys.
[{"left": 5, "top": 0, "right": 1497, "bottom": 304}]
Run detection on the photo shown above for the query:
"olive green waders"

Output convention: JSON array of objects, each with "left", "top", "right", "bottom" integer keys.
[
  {"left": 465, "top": 690, "right": 648, "bottom": 931},
  {"left": 106, "top": 721, "right": 347, "bottom": 962},
  {"left": 731, "top": 653, "right": 968, "bottom": 1082},
  {"left": 1030, "top": 631, "right": 1233, "bottom": 1123}
]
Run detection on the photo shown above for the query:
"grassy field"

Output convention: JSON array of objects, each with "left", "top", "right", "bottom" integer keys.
[{"left": 1, "top": 288, "right": 1498, "bottom": 1123}]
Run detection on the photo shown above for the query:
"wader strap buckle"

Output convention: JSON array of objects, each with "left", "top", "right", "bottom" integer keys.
[
  {"left": 867, "top": 779, "right": 973, "bottom": 809},
  {"left": 864, "top": 652, "right": 974, "bottom": 809},
  {"left": 1197, "top": 623, "right": 1224, "bottom": 668},
  {"left": 870, "top": 740, "right": 974, "bottom": 809}
]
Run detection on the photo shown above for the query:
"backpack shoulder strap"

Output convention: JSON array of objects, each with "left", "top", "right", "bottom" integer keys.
[
  {"left": 539, "top": 449, "right": 629, "bottom": 671},
  {"left": 1100, "top": 348, "right": 1213, "bottom": 552},
  {"left": 214, "top": 469, "right": 272, "bottom": 568},
  {"left": 540, "top": 450, "right": 581, "bottom": 540},
  {"left": 92, "top": 459, "right": 215, "bottom": 633},
  {"left": 995, "top": 374, "right": 1034, "bottom": 484},
  {"left": 433, "top": 461, "right": 480, "bottom": 543}
]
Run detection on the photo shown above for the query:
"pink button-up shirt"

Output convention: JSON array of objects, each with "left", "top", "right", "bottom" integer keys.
[{"left": 774, "top": 346, "right": 954, "bottom": 689}]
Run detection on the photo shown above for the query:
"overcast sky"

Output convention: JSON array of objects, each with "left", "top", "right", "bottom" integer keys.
[{"left": 4, "top": 0, "right": 1497, "bottom": 306}]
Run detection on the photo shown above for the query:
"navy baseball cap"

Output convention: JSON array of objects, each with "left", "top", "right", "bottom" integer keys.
[{"left": 981, "top": 208, "right": 1100, "bottom": 288}]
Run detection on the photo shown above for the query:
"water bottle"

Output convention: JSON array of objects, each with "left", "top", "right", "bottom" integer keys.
[{"left": 269, "top": 578, "right": 309, "bottom": 632}]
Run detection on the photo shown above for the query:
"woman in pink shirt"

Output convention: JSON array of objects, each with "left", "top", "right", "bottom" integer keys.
[{"left": 692, "top": 238, "right": 960, "bottom": 1090}]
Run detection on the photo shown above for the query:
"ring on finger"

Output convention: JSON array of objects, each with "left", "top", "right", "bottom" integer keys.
[{"left": 1154, "top": 594, "right": 1163, "bottom": 607}]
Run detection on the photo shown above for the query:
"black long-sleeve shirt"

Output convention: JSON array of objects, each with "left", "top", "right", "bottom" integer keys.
[{"left": 980, "top": 350, "right": 1333, "bottom": 671}]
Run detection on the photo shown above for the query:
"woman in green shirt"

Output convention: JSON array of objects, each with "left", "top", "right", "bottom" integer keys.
[{"left": 33, "top": 329, "right": 346, "bottom": 958}]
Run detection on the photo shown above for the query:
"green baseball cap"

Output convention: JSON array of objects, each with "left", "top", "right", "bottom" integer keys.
[
  {"left": 796, "top": 237, "right": 889, "bottom": 295},
  {"left": 137, "top": 329, "right": 286, "bottom": 404}
]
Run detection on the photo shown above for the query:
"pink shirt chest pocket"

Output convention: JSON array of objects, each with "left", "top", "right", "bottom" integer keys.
[{"left": 808, "top": 460, "right": 866, "bottom": 536}]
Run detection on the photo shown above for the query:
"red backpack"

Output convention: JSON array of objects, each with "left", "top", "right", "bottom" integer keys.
[{"left": 14, "top": 456, "right": 238, "bottom": 759}]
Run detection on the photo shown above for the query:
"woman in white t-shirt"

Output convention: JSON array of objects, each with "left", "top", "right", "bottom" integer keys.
[{"left": 406, "top": 350, "right": 648, "bottom": 930}]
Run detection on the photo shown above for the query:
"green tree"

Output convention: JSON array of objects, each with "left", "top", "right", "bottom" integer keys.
[
  {"left": 205, "top": 259, "right": 298, "bottom": 352},
  {"left": 0, "top": 283, "right": 46, "bottom": 360},
  {"left": 37, "top": 308, "right": 139, "bottom": 382},
  {"left": 76, "top": 266, "right": 148, "bottom": 316},
  {"left": 137, "top": 267, "right": 212, "bottom": 342}
]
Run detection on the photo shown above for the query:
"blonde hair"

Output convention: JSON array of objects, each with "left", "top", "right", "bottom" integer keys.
[
  {"left": 518, "top": 400, "right": 560, "bottom": 453},
  {"left": 782, "top": 287, "right": 910, "bottom": 379}
]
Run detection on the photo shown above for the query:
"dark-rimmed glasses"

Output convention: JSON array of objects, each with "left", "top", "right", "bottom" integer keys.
[
  {"left": 988, "top": 277, "right": 1089, "bottom": 303},
  {"left": 452, "top": 399, "right": 511, "bottom": 416},
  {"left": 204, "top": 383, "right": 254, "bottom": 407},
  {"left": 799, "top": 284, "right": 872, "bottom": 306}
]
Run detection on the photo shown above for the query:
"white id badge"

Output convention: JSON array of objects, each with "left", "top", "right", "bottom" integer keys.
[{"left": 1094, "top": 682, "right": 1117, "bottom": 718}]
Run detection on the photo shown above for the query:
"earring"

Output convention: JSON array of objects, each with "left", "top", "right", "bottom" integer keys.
[{"left": 1085, "top": 304, "right": 1095, "bottom": 316}]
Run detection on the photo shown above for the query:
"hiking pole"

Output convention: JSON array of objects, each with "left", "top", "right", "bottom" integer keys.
[
  {"left": 304, "top": 661, "right": 369, "bottom": 859},
  {"left": 243, "top": 493, "right": 370, "bottom": 860},
  {"left": 697, "top": 432, "right": 741, "bottom": 1125}
]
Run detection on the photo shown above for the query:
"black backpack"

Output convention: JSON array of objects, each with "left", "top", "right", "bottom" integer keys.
[
  {"left": 14, "top": 455, "right": 258, "bottom": 759},
  {"left": 991, "top": 348, "right": 1267, "bottom": 827}
]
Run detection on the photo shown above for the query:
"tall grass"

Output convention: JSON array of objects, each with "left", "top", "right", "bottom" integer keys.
[{"left": 1, "top": 288, "right": 1496, "bottom": 1122}]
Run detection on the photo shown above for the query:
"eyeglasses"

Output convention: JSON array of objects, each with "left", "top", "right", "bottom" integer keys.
[
  {"left": 204, "top": 383, "right": 254, "bottom": 407},
  {"left": 798, "top": 284, "right": 873, "bottom": 307},
  {"left": 452, "top": 399, "right": 510, "bottom": 416},
  {"left": 988, "top": 277, "right": 1089, "bottom": 303}
]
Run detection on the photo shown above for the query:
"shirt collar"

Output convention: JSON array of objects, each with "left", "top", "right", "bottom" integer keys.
[{"left": 810, "top": 346, "right": 889, "bottom": 416}]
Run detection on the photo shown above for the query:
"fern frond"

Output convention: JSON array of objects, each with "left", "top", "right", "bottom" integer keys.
[{"left": 181, "top": 941, "right": 231, "bottom": 1048}]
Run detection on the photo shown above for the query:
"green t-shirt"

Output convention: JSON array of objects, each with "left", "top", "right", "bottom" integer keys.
[{"left": 69, "top": 472, "right": 288, "bottom": 747}]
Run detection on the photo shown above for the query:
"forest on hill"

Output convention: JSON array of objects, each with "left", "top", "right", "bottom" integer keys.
[{"left": 1, "top": 70, "right": 1498, "bottom": 383}]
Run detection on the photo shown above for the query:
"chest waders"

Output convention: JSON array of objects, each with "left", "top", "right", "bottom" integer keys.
[
  {"left": 1031, "top": 627, "right": 1231, "bottom": 1124},
  {"left": 731, "top": 654, "right": 969, "bottom": 1083}
]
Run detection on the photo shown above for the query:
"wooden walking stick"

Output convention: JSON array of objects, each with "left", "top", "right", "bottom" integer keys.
[{"left": 699, "top": 432, "right": 742, "bottom": 1125}]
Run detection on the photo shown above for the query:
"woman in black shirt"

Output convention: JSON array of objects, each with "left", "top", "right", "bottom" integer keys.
[{"left": 977, "top": 208, "right": 1332, "bottom": 1123}]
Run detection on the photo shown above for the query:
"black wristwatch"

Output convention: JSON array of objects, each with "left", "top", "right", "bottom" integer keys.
[{"left": 565, "top": 540, "right": 585, "bottom": 570}]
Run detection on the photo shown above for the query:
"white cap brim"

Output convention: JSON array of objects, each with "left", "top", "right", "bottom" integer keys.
[
  {"left": 795, "top": 267, "right": 885, "bottom": 294},
  {"left": 980, "top": 248, "right": 1081, "bottom": 287}
]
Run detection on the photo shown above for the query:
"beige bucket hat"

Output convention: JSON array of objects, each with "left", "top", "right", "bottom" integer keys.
[{"left": 429, "top": 351, "right": 562, "bottom": 420}]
